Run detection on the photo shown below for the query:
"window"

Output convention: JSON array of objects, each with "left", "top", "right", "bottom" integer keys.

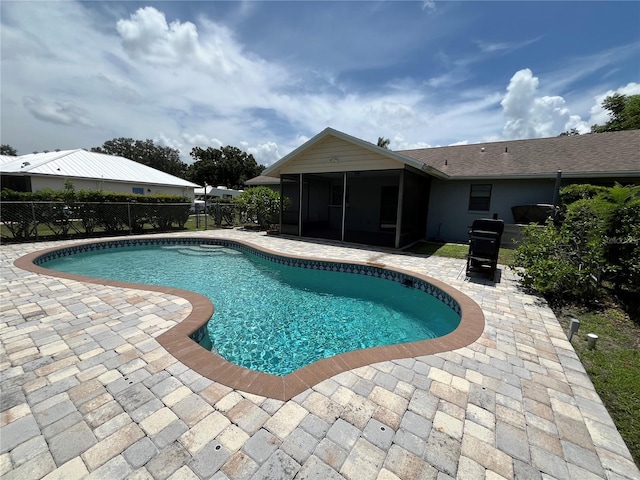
[
  {"left": 468, "top": 184, "right": 491, "bottom": 211},
  {"left": 132, "top": 187, "right": 144, "bottom": 195}
]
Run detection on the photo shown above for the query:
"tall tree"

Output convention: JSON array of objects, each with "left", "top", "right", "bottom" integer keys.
[
  {"left": 91, "top": 138, "right": 187, "bottom": 178},
  {"left": 186, "top": 145, "right": 265, "bottom": 189},
  {"left": 377, "top": 137, "right": 391, "bottom": 149},
  {"left": 591, "top": 93, "right": 640, "bottom": 133},
  {"left": 0, "top": 144, "right": 18, "bottom": 156}
]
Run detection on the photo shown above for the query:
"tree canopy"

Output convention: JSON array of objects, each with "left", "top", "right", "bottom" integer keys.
[
  {"left": 91, "top": 138, "right": 187, "bottom": 178},
  {"left": 1, "top": 144, "right": 18, "bottom": 156},
  {"left": 591, "top": 93, "right": 640, "bottom": 133},
  {"left": 186, "top": 145, "right": 265, "bottom": 190}
]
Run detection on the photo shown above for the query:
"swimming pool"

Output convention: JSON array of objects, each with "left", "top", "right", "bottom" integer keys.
[
  {"left": 18, "top": 237, "right": 484, "bottom": 400},
  {"left": 41, "top": 243, "right": 460, "bottom": 376}
]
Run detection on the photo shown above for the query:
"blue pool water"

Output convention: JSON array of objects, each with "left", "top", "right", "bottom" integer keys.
[{"left": 43, "top": 244, "right": 460, "bottom": 375}]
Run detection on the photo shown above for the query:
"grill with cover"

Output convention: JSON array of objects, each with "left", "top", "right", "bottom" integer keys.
[{"left": 466, "top": 219, "right": 504, "bottom": 280}]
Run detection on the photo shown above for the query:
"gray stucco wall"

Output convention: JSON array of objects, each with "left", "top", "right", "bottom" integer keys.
[{"left": 426, "top": 178, "right": 557, "bottom": 243}]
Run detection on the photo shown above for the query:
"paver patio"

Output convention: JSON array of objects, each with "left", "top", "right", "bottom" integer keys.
[{"left": 1, "top": 229, "right": 638, "bottom": 480}]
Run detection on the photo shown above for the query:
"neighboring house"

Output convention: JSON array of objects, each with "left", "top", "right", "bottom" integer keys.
[
  {"left": 0, "top": 149, "right": 199, "bottom": 197},
  {"left": 245, "top": 175, "right": 281, "bottom": 193},
  {"left": 191, "top": 185, "right": 244, "bottom": 212},
  {"left": 259, "top": 127, "right": 640, "bottom": 248}
]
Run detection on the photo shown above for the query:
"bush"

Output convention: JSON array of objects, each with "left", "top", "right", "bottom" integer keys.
[
  {"left": 511, "top": 183, "right": 640, "bottom": 303},
  {"left": 234, "top": 187, "right": 280, "bottom": 229}
]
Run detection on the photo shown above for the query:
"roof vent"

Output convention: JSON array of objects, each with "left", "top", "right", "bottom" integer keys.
[
  {"left": 505, "top": 147, "right": 508, "bottom": 153},
  {"left": 445, "top": 159, "right": 448, "bottom": 166},
  {"left": 480, "top": 147, "right": 485, "bottom": 152},
  {"left": 21, "top": 162, "right": 30, "bottom": 168}
]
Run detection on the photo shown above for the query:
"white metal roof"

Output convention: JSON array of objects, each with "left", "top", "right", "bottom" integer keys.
[{"left": 0, "top": 149, "right": 199, "bottom": 188}]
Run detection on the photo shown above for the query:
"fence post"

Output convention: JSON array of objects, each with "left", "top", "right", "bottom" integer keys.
[
  {"left": 32, "top": 202, "right": 38, "bottom": 240},
  {"left": 128, "top": 203, "right": 132, "bottom": 234}
]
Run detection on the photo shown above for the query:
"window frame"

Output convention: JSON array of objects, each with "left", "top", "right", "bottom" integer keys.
[{"left": 468, "top": 184, "right": 492, "bottom": 212}]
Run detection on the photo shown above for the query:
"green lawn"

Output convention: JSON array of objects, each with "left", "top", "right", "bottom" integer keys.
[
  {"left": 405, "top": 240, "right": 515, "bottom": 266},
  {"left": 556, "top": 307, "right": 640, "bottom": 466}
]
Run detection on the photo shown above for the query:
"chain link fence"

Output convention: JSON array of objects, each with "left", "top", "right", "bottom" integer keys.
[{"left": 1, "top": 201, "right": 192, "bottom": 242}]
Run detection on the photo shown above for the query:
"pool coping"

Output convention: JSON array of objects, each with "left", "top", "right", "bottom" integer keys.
[{"left": 14, "top": 236, "right": 485, "bottom": 401}]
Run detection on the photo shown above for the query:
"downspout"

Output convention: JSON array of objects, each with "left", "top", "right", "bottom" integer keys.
[
  {"left": 552, "top": 169, "right": 562, "bottom": 220},
  {"left": 298, "top": 173, "right": 303, "bottom": 237},
  {"left": 341, "top": 172, "right": 347, "bottom": 242},
  {"left": 395, "top": 170, "right": 405, "bottom": 248}
]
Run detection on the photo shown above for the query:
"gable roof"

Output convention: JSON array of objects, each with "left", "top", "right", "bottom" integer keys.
[
  {"left": 260, "top": 128, "right": 639, "bottom": 182},
  {"left": 262, "top": 127, "right": 441, "bottom": 178},
  {"left": 0, "top": 149, "right": 199, "bottom": 188},
  {"left": 399, "top": 129, "right": 640, "bottom": 179}
]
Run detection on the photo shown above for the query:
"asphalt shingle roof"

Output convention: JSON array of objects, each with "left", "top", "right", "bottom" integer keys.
[{"left": 398, "top": 129, "right": 640, "bottom": 179}]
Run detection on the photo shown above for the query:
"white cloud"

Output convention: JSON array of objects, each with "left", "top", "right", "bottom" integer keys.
[
  {"left": 501, "top": 69, "right": 589, "bottom": 139},
  {"left": 23, "top": 96, "right": 95, "bottom": 127},
  {"left": 240, "top": 141, "right": 282, "bottom": 166}
]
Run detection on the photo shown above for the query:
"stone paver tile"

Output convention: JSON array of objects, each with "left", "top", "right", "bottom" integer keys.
[
  {"left": 179, "top": 411, "right": 231, "bottom": 456},
  {"left": 340, "top": 394, "right": 377, "bottom": 430},
  {"left": 48, "top": 420, "right": 97, "bottom": 466},
  {"left": 84, "top": 455, "right": 132, "bottom": 480},
  {"left": 251, "top": 449, "right": 300, "bottom": 480},
  {"left": 242, "top": 428, "right": 281, "bottom": 465},
  {"left": 327, "top": 418, "right": 361, "bottom": 453},
  {"left": 221, "top": 450, "right": 259, "bottom": 480},
  {"left": 400, "top": 410, "right": 433, "bottom": 439},
  {"left": 457, "top": 455, "right": 485, "bottom": 479},
  {"left": 124, "top": 437, "right": 159, "bottom": 469},
  {"left": 461, "top": 434, "right": 514, "bottom": 479},
  {"left": 263, "top": 401, "right": 308, "bottom": 440},
  {"left": 296, "top": 455, "right": 344, "bottom": 480},
  {"left": 153, "top": 420, "right": 189, "bottom": 449},
  {"left": 226, "top": 400, "right": 270, "bottom": 436},
  {"left": 561, "top": 440, "right": 605, "bottom": 478},
  {"left": 313, "top": 438, "right": 348, "bottom": 471},
  {"left": 384, "top": 444, "right": 438, "bottom": 480},
  {"left": 82, "top": 422, "right": 145, "bottom": 470},
  {"left": 9, "top": 434, "right": 48, "bottom": 468},
  {"left": 530, "top": 445, "right": 570, "bottom": 480},
  {"left": 217, "top": 424, "right": 250, "bottom": 453},
  {"left": 340, "top": 438, "right": 386, "bottom": 480},
  {"left": 583, "top": 417, "right": 628, "bottom": 453},
  {"left": 369, "top": 386, "right": 409, "bottom": 415},
  {"left": 299, "top": 414, "right": 330, "bottom": 440},
  {"left": 1, "top": 451, "right": 56, "bottom": 480},
  {"left": 145, "top": 442, "right": 191, "bottom": 480},
  {"left": 465, "top": 404, "right": 495, "bottom": 431},
  {"left": 41, "top": 457, "right": 90, "bottom": 480},
  {"left": 496, "top": 421, "right": 530, "bottom": 463},
  {"left": 0, "top": 415, "right": 40, "bottom": 454},
  {"left": 302, "top": 392, "right": 343, "bottom": 424},
  {"left": 139, "top": 407, "right": 179, "bottom": 436},
  {"left": 373, "top": 406, "right": 403, "bottom": 430},
  {"left": 170, "top": 394, "right": 214, "bottom": 427},
  {"left": 162, "top": 386, "right": 192, "bottom": 408},
  {"left": 363, "top": 418, "right": 395, "bottom": 451},
  {"left": 423, "top": 428, "right": 461, "bottom": 477},
  {"left": 167, "top": 465, "right": 200, "bottom": 480},
  {"left": 215, "top": 392, "right": 244, "bottom": 413},
  {"left": 189, "top": 440, "right": 231, "bottom": 479},
  {"left": 432, "top": 410, "right": 463, "bottom": 440},
  {"left": 281, "top": 427, "right": 319, "bottom": 464}
]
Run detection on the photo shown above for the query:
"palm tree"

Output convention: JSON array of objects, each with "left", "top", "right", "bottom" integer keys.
[{"left": 377, "top": 137, "right": 390, "bottom": 149}]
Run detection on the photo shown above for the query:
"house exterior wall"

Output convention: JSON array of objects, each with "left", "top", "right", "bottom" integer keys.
[
  {"left": 29, "top": 176, "right": 194, "bottom": 198},
  {"left": 426, "top": 178, "right": 557, "bottom": 243},
  {"left": 281, "top": 136, "right": 400, "bottom": 174}
]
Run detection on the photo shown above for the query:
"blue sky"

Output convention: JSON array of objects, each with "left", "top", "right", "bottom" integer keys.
[{"left": 2, "top": 1, "right": 639, "bottom": 165}]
